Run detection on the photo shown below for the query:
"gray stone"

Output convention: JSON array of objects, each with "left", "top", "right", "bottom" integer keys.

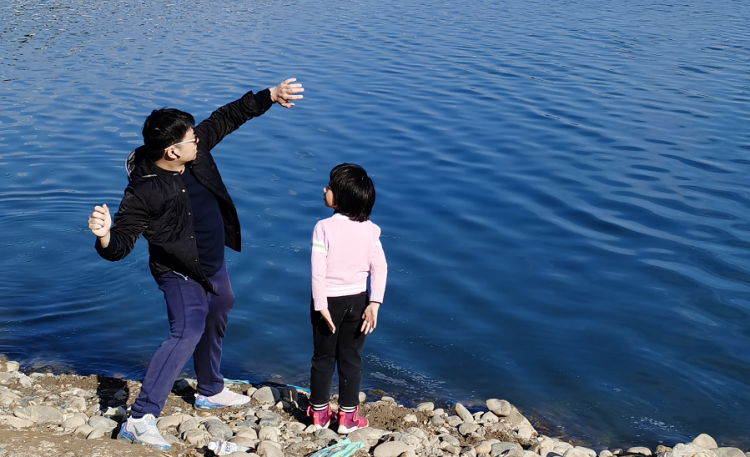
[
  {"left": 65, "top": 396, "right": 88, "bottom": 412},
  {"left": 667, "top": 444, "right": 717, "bottom": 457},
  {"left": 374, "top": 441, "right": 413, "bottom": 457},
  {"left": 492, "top": 442, "right": 523, "bottom": 457},
  {"left": 253, "top": 386, "right": 277, "bottom": 405},
  {"left": 0, "top": 373, "right": 16, "bottom": 384},
  {"left": 454, "top": 403, "right": 475, "bottom": 423},
  {"left": 627, "top": 447, "right": 652, "bottom": 456},
  {"left": 17, "top": 376, "right": 32, "bottom": 388},
  {"left": 183, "top": 429, "right": 211, "bottom": 445},
  {"left": 0, "top": 415, "right": 34, "bottom": 429},
  {"left": 349, "top": 427, "right": 386, "bottom": 447},
  {"left": 236, "top": 427, "right": 259, "bottom": 439},
  {"left": 440, "top": 434, "right": 461, "bottom": 447},
  {"left": 74, "top": 424, "right": 95, "bottom": 437},
  {"left": 432, "top": 415, "right": 446, "bottom": 426},
  {"left": 205, "top": 418, "right": 233, "bottom": 440},
  {"left": 715, "top": 448, "right": 746, "bottom": 457},
  {"left": 258, "top": 440, "right": 285, "bottom": 457},
  {"left": 486, "top": 399, "right": 512, "bottom": 417},
  {"left": 314, "top": 427, "right": 340, "bottom": 441},
  {"left": 259, "top": 426, "right": 279, "bottom": 442},
  {"left": 62, "top": 414, "right": 87, "bottom": 429},
  {"left": 516, "top": 424, "right": 535, "bottom": 441},
  {"left": 3, "top": 361, "right": 20, "bottom": 373},
  {"left": 179, "top": 417, "right": 199, "bottom": 433},
  {"left": 447, "top": 415, "right": 464, "bottom": 427},
  {"left": 406, "top": 427, "right": 430, "bottom": 446},
  {"left": 600, "top": 451, "right": 614, "bottom": 457},
  {"left": 404, "top": 414, "right": 418, "bottom": 423},
  {"left": 258, "top": 413, "right": 283, "bottom": 428},
  {"left": 563, "top": 449, "right": 592, "bottom": 457},
  {"left": 459, "top": 422, "right": 480, "bottom": 435},
  {"left": 157, "top": 415, "right": 183, "bottom": 430},
  {"left": 693, "top": 436, "right": 719, "bottom": 450},
  {"left": 0, "top": 391, "right": 20, "bottom": 407},
  {"left": 481, "top": 411, "right": 499, "bottom": 424},
  {"left": 88, "top": 415, "right": 118, "bottom": 431},
  {"left": 359, "top": 392, "right": 367, "bottom": 403},
  {"left": 417, "top": 402, "right": 435, "bottom": 412},
  {"left": 86, "top": 428, "right": 106, "bottom": 440},
  {"left": 287, "top": 441, "right": 321, "bottom": 455},
  {"left": 14, "top": 405, "right": 64, "bottom": 424},
  {"left": 476, "top": 440, "right": 501, "bottom": 455},
  {"left": 443, "top": 444, "right": 461, "bottom": 455}
]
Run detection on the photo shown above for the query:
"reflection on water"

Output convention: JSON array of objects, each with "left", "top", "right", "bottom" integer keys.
[{"left": 2, "top": 0, "right": 750, "bottom": 448}]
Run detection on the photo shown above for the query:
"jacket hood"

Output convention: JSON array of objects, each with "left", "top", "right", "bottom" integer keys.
[{"left": 125, "top": 146, "right": 163, "bottom": 182}]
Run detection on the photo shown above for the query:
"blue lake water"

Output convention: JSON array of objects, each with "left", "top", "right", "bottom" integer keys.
[{"left": 2, "top": 0, "right": 750, "bottom": 449}]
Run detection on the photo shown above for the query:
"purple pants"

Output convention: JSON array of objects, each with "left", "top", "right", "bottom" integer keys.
[{"left": 130, "top": 264, "right": 234, "bottom": 418}]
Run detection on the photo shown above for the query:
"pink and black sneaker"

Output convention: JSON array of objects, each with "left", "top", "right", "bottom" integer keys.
[
  {"left": 337, "top": 407, "right": 368, "bottom": 434},
  {"left": 306, "top": 404, "right": 335, "bottom": 430}
]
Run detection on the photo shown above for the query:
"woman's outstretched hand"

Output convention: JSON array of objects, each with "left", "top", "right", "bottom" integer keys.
[{"left": 269, "top": 78, "right": 304, "bottom": 108}]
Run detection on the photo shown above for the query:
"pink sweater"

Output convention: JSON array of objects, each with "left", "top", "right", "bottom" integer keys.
[{"left": 311, "top": 213, "right": 387, "bottom": 311}]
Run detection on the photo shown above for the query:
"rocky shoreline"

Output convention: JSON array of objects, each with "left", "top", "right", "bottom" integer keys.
[{"left": 0, "top": 356, "right": 745, "bottom": 457}]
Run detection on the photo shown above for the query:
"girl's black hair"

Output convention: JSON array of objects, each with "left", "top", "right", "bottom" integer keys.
[
  {"left": 142, "top": 108, "right": 195, "bottom": 162},
  {"left": 329, "top": 163, "right": 376, "bottom": 222}
]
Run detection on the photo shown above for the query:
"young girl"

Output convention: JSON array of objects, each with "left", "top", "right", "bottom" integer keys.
[{"left": 307, "top": 163, "right": 387, "bottom": 434}]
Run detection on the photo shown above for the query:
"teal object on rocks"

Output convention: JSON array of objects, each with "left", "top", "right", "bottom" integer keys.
[{"left": 309, "top": 438, "right": 364, "bottom": 457}]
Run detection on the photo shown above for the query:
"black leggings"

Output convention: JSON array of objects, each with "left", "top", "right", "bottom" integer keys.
[{"left": 310, "top": 291, "right": 368, "bottom": 408}]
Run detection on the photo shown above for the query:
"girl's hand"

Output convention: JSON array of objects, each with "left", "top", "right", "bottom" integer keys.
[
  {"left": 361, "top": 302, "right": 381, "bottom": 334},
  {"left": 319, "top": 308, "right": 336, "bottom": 333}
]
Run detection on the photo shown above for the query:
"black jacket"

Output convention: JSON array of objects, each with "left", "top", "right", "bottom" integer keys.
[{"left": 95, "top": 89, "right": 273, "bottom": 292}]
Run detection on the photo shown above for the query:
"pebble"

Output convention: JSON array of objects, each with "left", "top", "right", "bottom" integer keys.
[
  {"left": 314, "top": 427, "right": 339, "bottom": 441},
  {"left": 349, "top": 426, "right": 385, "bottom": 447},
  {"left": 86, "top": 428, "right": 106, "bottom": 440},
  {"left": 627, "top": 447, "right": 652, "bottom": 456},
  {"left": 259, "top": 426, "right": 279, "bottom": 442},
  {"left": 487, "top": 399, "right": 512, "bottom": 417},
  {"left": 374, "top": 441, "right": 413, "bottom": 457},
  {"left": 404, "top": 413, "right": 418, "bottom": 423},
  {"left": 258, "top": 440, "right": 285, "bottom": 457},
  {"left": 253, "top": 386, "right": 278, "bottom": 405},
  {"left": 454, "top": 403, "right": 474, "bottom": 423},
  {"left": 417, "top": 402, "right": 435, "bottom": 412},
  {"left": 715, "top": 449, "right": 746, "bottom": 457},
  {"left": 87, "top": 415, "right": 117, "bottom": 431},
  {"left": 667, "top": 443, "right": 718, "bottom": 457}
]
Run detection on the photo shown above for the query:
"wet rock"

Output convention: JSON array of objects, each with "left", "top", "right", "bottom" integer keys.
[
  {"left": 628, "top": 447, "right": 652, "bottom": 456},
  {"left": 693, "top": 435, "right": 719, "bottom": 450},
  {"left": 374, "top": 441, "right": 413, "bottom": 457},
  {"left": 455, "top": 403, "right": 474, "bottom": 423}
]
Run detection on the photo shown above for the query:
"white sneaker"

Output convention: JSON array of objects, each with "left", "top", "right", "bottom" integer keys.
[
  {"left": 117, "top": 414, "right": 170, "bottom": 451},
  {"left": 195, "top": 387, "right": 251, "bottom": 409}
]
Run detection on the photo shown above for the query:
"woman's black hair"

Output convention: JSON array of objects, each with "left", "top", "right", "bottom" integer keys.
[
  {"left": 141, "top": 108, "right": 195, "bottom": 162},
  {"left": 329, "top": 163, "right": 376, "bottom": 222}
]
